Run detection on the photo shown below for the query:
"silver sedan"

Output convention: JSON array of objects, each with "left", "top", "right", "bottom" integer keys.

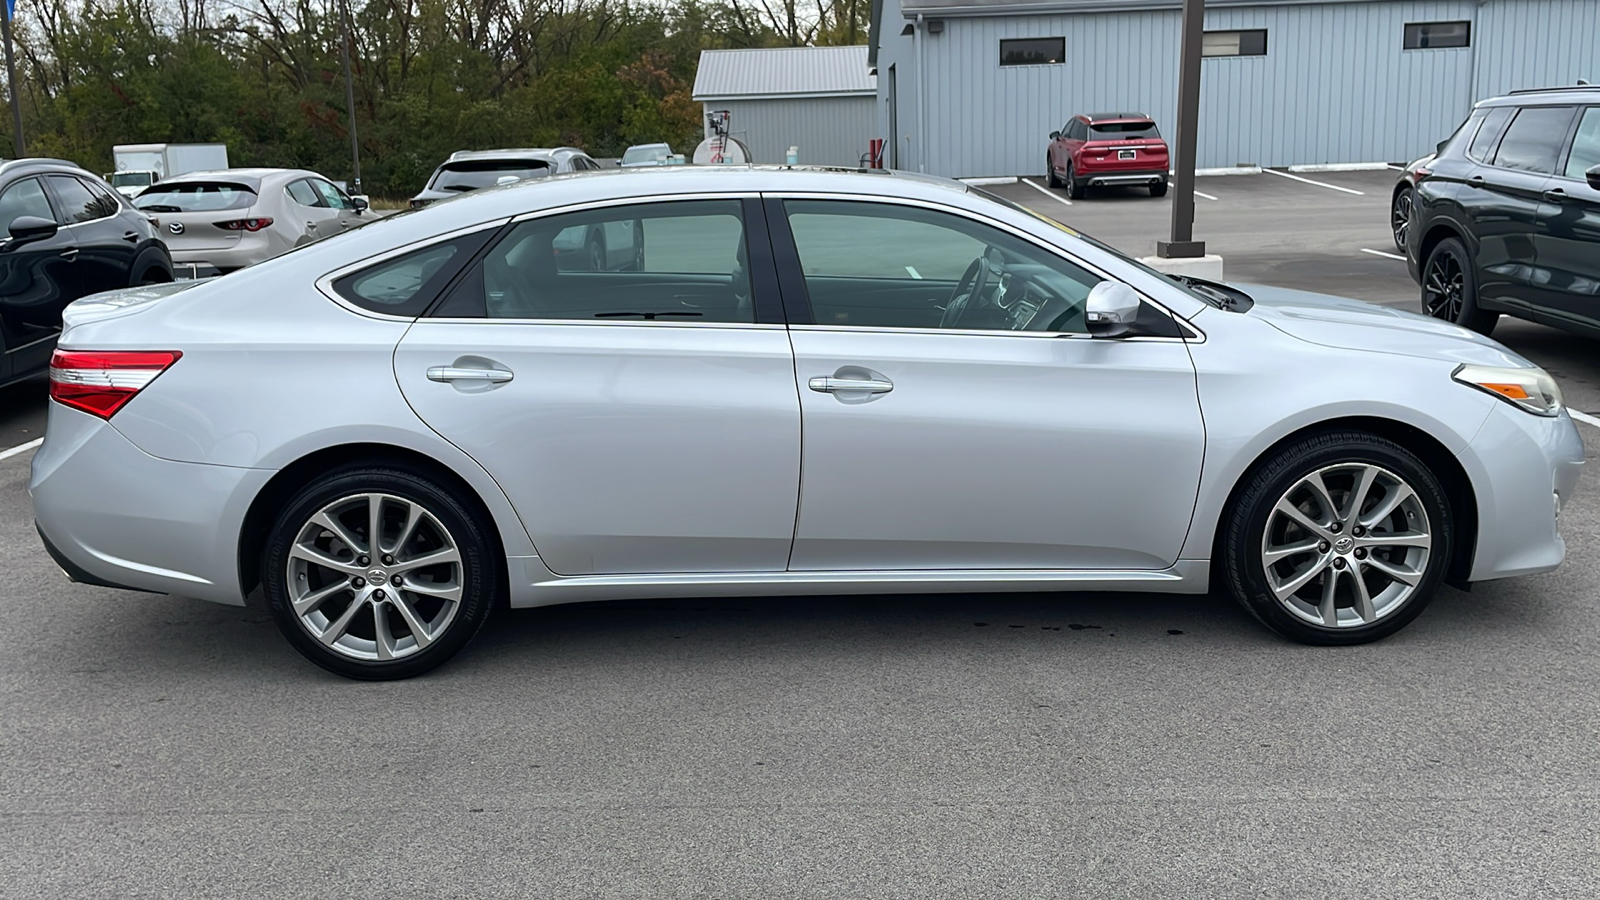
[{"left": 31, "top": 167, "right": 1583, "bottom": 679}]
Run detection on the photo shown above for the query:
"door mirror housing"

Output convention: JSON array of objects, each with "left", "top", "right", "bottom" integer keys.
[
  {"left": 1050, "top": 131, "right": 1061, "bottom": 140},
  {"left": 5, "top": 215, "right": 58, "bottom": 247},
  {"left": 1587, "top": 164, "right": 1600, "bottom": 191},
  {"left": 495, "top": 174, "right": 521, "bottom": 186},
  {"left": 350, "top": 195, "right": 370, "bottom": 212},
  {"left": 1084, "top": 281, "right": 1141, "bottom": 338}
]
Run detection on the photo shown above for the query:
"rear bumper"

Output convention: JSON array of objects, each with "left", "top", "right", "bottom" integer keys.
[
  {"left": 30, "top": 402, "right": 270, "bottom": 605},
  {"left": 170, "top": 230, "right": 291, "bottom": 271},
  {"left": 1081, "top": 169, "right": 1167, "bottom": 186},
  {"left": 1461, "top": 403, "right": 1585, "bottom": 581}
]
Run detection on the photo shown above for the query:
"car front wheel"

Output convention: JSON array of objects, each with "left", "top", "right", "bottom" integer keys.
[
  {"left": 1045, "top": 155, "right": 1062, "bottom": 188},
  {"left": 262, "top": 463, "right": 500, "bottom": 679},
  {"left": 1221, "top": 431, "right": 1452, "bottom": 645},
  {"left": 1422, "top": 237, "right": 1496, "bottom": 335}
]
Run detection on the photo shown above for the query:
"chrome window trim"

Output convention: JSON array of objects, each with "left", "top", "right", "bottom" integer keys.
[
  {"left": 765, "top": 190, "right": 1206, "bottom": 342},
  {"left": 419, "top": 318, "right": 787, "bottom": 331}
]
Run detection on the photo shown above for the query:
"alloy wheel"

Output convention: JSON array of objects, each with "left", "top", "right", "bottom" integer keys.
[
  {"left": 1260, "top": 463, "right": 1431, "bottom": 628},
  {"left": 285, "top": 492, "right": 464, "bottom": 661},
  {"left": 1391, "top": 190, "right": 1412, "bottom": 251},
  {"left": 1422, "top": 248, "right": 1464, "bottom": 321}
]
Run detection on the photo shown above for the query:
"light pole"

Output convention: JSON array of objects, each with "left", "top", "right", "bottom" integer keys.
[
  {"left": 1, "top": 0, "right": 24, "bottom": 158},
  {"left": 339, "top": 0, "right": 361, "bottom": 195},
  {"left": 1157, "top": 0, "right": 1205, "bottom": 259}
]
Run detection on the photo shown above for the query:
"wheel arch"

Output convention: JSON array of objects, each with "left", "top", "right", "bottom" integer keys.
[
  {"left": 1210, "top": 416, "right": 1478, "bottom": 587},
  {"left": 128, "top": 246, "right": 174, "bottom": 285},
  {"left": 237, "top": 442, "right": 510, "bottom": 601},
  {"left": 1417, "top": 219, "right": 1466, "bottom": 270}
]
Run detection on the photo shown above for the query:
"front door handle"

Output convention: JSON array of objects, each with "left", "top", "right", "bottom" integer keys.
[
  {"left": 808, "top": 375, "right": 893, "bottom": 394},
  {"left": 122, "top": 230, "right": 139, "bottom": 243},
  {"left": 1466, "top": 175, "right": 1485, "bottom": 189},
  {"left": 427, "top": 366, "right": 514, "bottom": 384},
  {"left": 1543, "top": 188, "right": 1567, "bottom": 203},
  {"left": 59, "top": 248, "right": 78, "bottom": 261}
]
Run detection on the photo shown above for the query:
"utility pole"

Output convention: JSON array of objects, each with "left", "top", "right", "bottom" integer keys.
[
  {"left": 1, "top": 0, "right": 24, "bottom": 158},
  {"left": 1157, "top": 0, "right": 1205, "bottom": 258},
  {"left": 339, "top": 0, "right": 361, "bottom": 195}
]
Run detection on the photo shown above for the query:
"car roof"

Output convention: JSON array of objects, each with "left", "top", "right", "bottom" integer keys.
[
  {"left": 1479, "top": 84, "right": 1600, "bottom": 107},
  {"left": 444, "top": 148, "right": 586, "bottom": 163},
  {"left": 0, "top": 157, "right": 94, "bottom": 178},
  {"left": 1082, "top": 112, "right": 1153, "bottom": 123}
]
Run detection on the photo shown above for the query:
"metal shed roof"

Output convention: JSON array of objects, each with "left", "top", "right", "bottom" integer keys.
[{"left": 693, "top": 46, "right": 876, "bottom": 101}]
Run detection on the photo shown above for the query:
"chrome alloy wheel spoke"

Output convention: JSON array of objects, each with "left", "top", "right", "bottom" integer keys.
[
  {"left": 286, "top": 492, "right": 464, "bottom": 661},
  {"left": 1261, "top": 463, "right": 1431, "bottom": 628}
]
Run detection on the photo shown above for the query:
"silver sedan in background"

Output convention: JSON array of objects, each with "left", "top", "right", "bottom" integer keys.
[
  {"left": 31, "top": 167, "right": 1583, "bottom": 679},
  {"left": 134, "top": 168, "right": 370, "bottom": 272}
]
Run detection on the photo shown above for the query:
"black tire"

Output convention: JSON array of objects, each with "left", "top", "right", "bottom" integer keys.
[
  {"left": 1390, "top": 186, "right": 1413, "bottom": 253},
  {"left": 1066, "top": 164, "right": 1086, "bottom": 199},
  {"left": 128, "top": 248, "right": 174, "bottom": 287},
  {"left": 1421, "top": 236, "right": 1496, "bottom": 336},
  {"left": 1221, "top": 431, "right": 1453, "bottom": 646},
  {"left": 1149, "top": 179, "right": 1168, "bottom": 198},
  {"left": 262, "top": 463, "right": 500, "bottom": 680},
  {"left": 1045, "top": 155, "right": 1062, "bottom": 188}
]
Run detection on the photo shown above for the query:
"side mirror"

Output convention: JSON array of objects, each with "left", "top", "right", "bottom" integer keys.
[
  {"left": 1588, "top": 164, "right": 1600, "bottom": 191},
  {"left": 6, "top": 215, "right": 58, "bottom": 247},
  {"left": 350, "top": 196, "right": 370, "bottom": 212},
  {"left": 1049, "top": 131, "right": 1061, "bottom": 140},
  {"left": 1084, "top": 281, "right": 1141, "bottom": 338}
]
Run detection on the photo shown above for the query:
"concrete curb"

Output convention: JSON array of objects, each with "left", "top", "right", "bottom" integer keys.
[
  {"left": 1287, "top": 162, "right": 1392, "bottom": 173},
  {"left": 958, "top": 176, "right": 1019, "bottom": 185}
]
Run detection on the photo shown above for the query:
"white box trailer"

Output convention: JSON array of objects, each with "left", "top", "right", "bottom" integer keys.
[{"left": 106, "top": 143, "right": 229, "bottom": 198}]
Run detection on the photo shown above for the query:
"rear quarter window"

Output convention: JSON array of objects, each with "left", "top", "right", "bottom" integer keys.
[{"left": 330, "top": 229, "right": 497, "bottom": 317}]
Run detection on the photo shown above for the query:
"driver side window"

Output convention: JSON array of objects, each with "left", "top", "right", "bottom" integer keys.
[{"left": 782, "top": 199, "right": 1102, "bottom": 333}]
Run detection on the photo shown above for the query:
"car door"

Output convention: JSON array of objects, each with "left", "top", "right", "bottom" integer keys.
[
  {"left": 0, "top": 175, "right": 80, "bottom": 376},
  {"left": 1535, "top": 105, "right": 1600, "bottom": 334},
  {"left": 1466, "top": 105, "right": 1576, "bottom": 315},
  {"left": 309, "top": 178, "right": 364, "bottom": 234},
  {"left": 284, "top": 178, "right": 337, "bottom": 244},
  {"left": 771, "top": 197, "right": 1205, "bottom": 571},
  {"left": 392, "top": 196, "right": 801, "bottom": 576},
  {"left": 45, "top": 174, "right": 137, "bottom": 296}
]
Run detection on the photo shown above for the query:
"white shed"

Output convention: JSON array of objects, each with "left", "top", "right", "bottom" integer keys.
[{"left": 692, "top": 46, "right": 879, "bottom": 168}]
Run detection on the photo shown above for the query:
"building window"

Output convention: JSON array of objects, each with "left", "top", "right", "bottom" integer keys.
[
  {"left": 1201, "top": 29, "right": 1267, "bottom": 57},
  {"left": 1404, "top": 21, "right": 1470, "bottom": 49},
  {"left": 1000, "top": 38, "right": 1064, "bottom": 66}
]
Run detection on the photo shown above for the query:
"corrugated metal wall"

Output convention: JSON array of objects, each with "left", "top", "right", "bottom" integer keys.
[
  {"left": 877, "top": 0, "right": 1595, "bottom": 176},
  {"left": 701, "top": 97, "right": 877, "bottom": 167}
]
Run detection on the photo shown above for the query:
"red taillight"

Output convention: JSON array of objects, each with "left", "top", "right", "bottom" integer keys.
[
  {"left": 1411, "top": 167, "right": 1432, "bottom": 184},
  {"left": 48, "top": 350, "right": 183, "bottom": 419},
  {"left": 216, "top": 217, "right": 273, "bottom": 232}
]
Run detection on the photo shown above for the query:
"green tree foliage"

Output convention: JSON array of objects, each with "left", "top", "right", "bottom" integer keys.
[{"left": 5, "top": 0, "right": 867, "bottom": 196}]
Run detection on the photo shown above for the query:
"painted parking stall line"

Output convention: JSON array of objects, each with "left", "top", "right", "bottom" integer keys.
[
  {"left": 1261, "top": 168, "right": 1365, "bottom": 196},
  {"left": 1021, "top": 178, "right": 1073, "bottom": 207},
  {"left": 0, "top": 437, "right": 43, "bottom": 462},
  {"left": 1361, "top": 248, "right": 1407, "bottom": 261},
  {"left": 1571, "top": 409, "right": 1600, "bottom": 430}
]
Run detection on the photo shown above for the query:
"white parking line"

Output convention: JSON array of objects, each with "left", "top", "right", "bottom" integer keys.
[
  {"left": 1021, "top": 178, "right": 1073, "bottom": 207},
  {"left": 1571, "top": 410, "right": 1600, "bottom": 430},
  {"left": 1360, "top": 248, "right": 1408, "bottom": 261},
  {"left": 0, "top": 437, "right": 43, "bottom": 462},
  {"left": 1262, "top": 168, "right": 1366, "bottom": 196},
  {"left": 1194, "top": 190, "right": 1219, "bottom": 201}
]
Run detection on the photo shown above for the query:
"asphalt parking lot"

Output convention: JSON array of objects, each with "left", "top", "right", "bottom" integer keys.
[{"left": 3, "top": 173, "right": 1600, "bottom": 897}]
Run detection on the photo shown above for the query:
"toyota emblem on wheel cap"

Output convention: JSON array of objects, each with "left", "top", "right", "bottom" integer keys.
[{"left": 168, "top": 221, "right": 185, "bottom": 235}]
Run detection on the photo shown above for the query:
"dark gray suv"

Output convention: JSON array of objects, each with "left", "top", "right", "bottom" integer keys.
[{"left": 1404, "top": 85, "right": 1600, "bottom": 337}]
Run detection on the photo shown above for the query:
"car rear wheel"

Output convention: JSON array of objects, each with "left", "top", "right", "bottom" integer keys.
[
  {"left": 1221, "top": 431, "right": 1452, "bottom": 645},
  {"left": 1422, "top": 237, "right": 1496, "bottom": 335},
  {"left": 1391, "top": 186, "right": 1413, "bottom": 253},
  {"left": 262, "top": 464, "right": 500, "bottom": 680},
  {"left": 1065, "top": 164, "right": 1086, "bottom": 199},
  {"left": 1149, "top": 179, "right": 1168, "bottom": 197}
]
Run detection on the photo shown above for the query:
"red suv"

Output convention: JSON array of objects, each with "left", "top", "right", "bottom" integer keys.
[{"left": 1046, "top": 113, "right": 1170, "bottom": 199}]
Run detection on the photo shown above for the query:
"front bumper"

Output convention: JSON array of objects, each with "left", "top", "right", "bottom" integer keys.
[
  {"left": 1461, "top": 402, "right": 1585, "bottom": 581},
  {"left": 30, "top": 403, "right": 270, "bottom": 605}
]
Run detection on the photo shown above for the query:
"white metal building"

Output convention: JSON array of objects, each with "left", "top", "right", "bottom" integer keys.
[
  {"left": 692, "top": 46, "right": 878, "bottom": 167},
  {"left": 868, "top": 0, "right": 1600, "bottom": 176}
]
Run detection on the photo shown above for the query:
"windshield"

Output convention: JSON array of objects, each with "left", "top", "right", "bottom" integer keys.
[
  {"left": 1089, "top": 121, "right": 1161, "bottom": 140},
  {"left": 111, "top": 172, "right": 155, "bottom": 188},
  {"left": 622, "top": 145, "right": 671, "bottom": 165},
  {"left": 427, "top": 160, "right": 551, "bottom": 192},
  {"left": 134, "top": 182, "right": 256, "bottom": 212}
]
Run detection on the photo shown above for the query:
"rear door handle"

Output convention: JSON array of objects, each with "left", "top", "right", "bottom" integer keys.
[
  {"left": 427, "top": 366, "right": 514, "bottom": 384},
  {"left": 1543, "top": 188, "right": 1567, "bottom": 203},
  {"left": 1466, "top": 175, "right": 1485, "bottom": 189},
  {"left": 808, "top": 376, "right": 893, "bottom": 394},
  {"left": 59, "top": 248, "right": 78, "bottom": 261}
]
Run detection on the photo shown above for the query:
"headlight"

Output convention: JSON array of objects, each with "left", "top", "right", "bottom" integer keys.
[{"left": 1452, "top": 364, "right": 1564, "bottom": 417}]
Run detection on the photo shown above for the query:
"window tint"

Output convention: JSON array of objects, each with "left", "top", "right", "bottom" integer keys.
[
  {"left": 77, "top": 177, "right": 125, "bottom": 217},
  {"left": 47, "top": 174, "right": 116, "bottom": 224},
  {"left": 1090, "top": 120, "right": 1160, "bottom": 140},
  {"left": 1202, "top": 30, "right": 1267, "bottom": 57},
  {"left": 284, "top": 180, "right": 320, "bottom": 207},
  {"left": 1467, "top": 106, "right": 1514, "bottom": 163},
  {"left": 1492, "top": 106, "right": 1577, "bottom": 174},
  {"left": 0, "top": 177, "right": 53, "bottom": 230},
  {"left": 783, "top": 200, "right": 1106, "bottom": 333},
  {"left": 1000, "top": 38, "right": 1064, "bottom": 66},
  {"left": 464, "top": 200, "right": 752, "bottom": 322},
  {"left": 1403, "top": 21, "right": 1470, "bottom": 49},
  {"left": 135, "top": 182, "right": 256, "bottom": 212},
  {"left": 331, "top": 231, "right": 493, "bottom": 317},
  {"left": 1563, "top": 107, "right": 1600, "bottom": 181},
  {"left": 311, "top": 179, "right": 352, "bottom": 209}
]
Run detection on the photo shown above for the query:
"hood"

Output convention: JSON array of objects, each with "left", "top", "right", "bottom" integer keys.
[
  {"left": 1236, "top": 283, "right": 1534, "bottom": 368},
  {"left": 62, "top": 279, "right": 213, "bottom": 330}
]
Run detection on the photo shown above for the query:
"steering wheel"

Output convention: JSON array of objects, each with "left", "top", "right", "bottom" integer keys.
[{"left": 940, "top": 257, "right": 991, "bottom": 329}]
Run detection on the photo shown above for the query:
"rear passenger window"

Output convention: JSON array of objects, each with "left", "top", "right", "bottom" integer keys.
[
  {"left": 1563, "top": 107, "right": 1600, "bottom": 181},
  {"left": 285, "top": 180, "right": 321, "bottom": 207},
  {"left": 457, "top": 200, "right": 753, "bottom": 323},
  {"left": 332, "top": 231, "right": 494, "bottom": 317},
  {"left": 46, "top": 175, "right": 113, "bottom": 224},
  {"left": 1466, "top": 106, "right": 1514, "bottom": 163},
  {"left": 1491, "top": 106, "right": 1577, "bottom": 174}
]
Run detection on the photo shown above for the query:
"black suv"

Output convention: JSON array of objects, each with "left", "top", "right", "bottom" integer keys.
[
  {"left": 1405, "top": 86, "right": 1600, "bottom": 337},
  {"left": 0, "top": 158, "right": 173, "bottom": 388}
]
